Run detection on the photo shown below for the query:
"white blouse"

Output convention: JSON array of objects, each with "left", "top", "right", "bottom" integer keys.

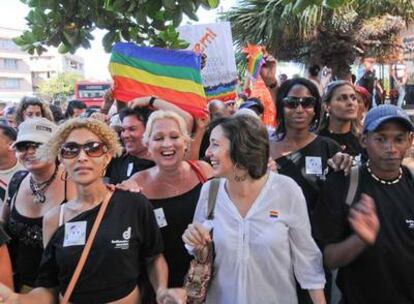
[{"left": 191, "top": 172, "right": 325, "bottom": 304}]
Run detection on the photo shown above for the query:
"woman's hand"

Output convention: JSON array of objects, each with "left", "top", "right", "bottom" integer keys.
[
  {"left": 113, "top": 179, "right": 142, "bottom": 193},
  {"left": 156, "top": 287, "right": 187, "bottom": 304},
  {"left": 327, "top": 152, "right": 353, "bottom": 175},
  {"left": 128, "top": 96, "right": 152, "bottom": 108},
  {"left": 267, "top": 157, "right": 278, "bottom": 172},
  {"left": 0, "top": 283, "right": 18, "bottom": 303},
  {"left": 349, "top": 194, "right": 379, "bottom": 246},
  {"left": 260, "top": 55, "right": 277, "bottom": 86},
  {"left": 182, "top": 223, "right": 211, "bottom": 249}
]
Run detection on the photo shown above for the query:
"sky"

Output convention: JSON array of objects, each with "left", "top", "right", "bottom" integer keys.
[{"left": 0, "top": 0, "right": 236, "bottom": 80}]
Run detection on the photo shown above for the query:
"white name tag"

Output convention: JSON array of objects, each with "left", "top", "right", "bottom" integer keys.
[
  {"left": 63, "top": 221, "right": 87, "bottom": 247},
  {"left": 127, "top": 163, "right": 134, "bottom": 177},
  {"left": 154, "top": 208, "right": 168, "bottom": 228},
  {"left": 305, "top": 156, "right": 323, "bottom": 175}
]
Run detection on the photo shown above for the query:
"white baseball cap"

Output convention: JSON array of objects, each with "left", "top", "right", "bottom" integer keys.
[{"left": 12, "top": 118, "right": 56, "bottom": 148}]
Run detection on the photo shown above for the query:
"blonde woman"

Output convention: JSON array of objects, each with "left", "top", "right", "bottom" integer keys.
[
  {"left": 0, "top": 118, "right": 185, "bottom": 304},
  {"left": 122, "top": 110, "right": 213, "bottom": 302}
]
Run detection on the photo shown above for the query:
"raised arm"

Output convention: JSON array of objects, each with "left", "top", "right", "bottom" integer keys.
[
  {"left": 259, "top": 55, "right": 278, "bottom": 104},
  {"left": 129, "top": 96, "right": 194, "bottom": 133}
]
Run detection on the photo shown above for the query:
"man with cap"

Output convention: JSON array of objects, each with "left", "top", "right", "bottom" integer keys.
[{"left": 313, "top": 104, "right": 414, "bottom": 304}]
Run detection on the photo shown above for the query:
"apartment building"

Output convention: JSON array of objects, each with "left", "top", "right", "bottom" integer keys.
[
  {"left": 0, "top": 27, "right": 85, "bottom": 103},
  {"left": 30, "top": 48, "right": 84, "bottom": 90},
  {"left": 0, "top": 27, "right": 32, "bottom": 103}
]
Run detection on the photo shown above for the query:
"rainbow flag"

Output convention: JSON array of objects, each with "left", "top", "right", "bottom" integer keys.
[
  {"left": 243, "top": 44, "right": 265, "bottom": 81},
  {"left": 109, "top": 42, "right": 207, "bottom": 117}
]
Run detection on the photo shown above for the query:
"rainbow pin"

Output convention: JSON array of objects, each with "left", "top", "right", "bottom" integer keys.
[{"left": 269, "top": 210, "right": 279, "bottom": 218}]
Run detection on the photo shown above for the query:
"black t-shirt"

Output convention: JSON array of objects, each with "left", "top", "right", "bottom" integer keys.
[
  {"left": 0, "top": 225, "right": 10, "bottom": 246},
  {"left": 36, "top": 190, "right": 163, "bottom": 303},
  {"left": 275, "top": 135, "right": 340, "bottom": 214},
  {"left": 318, "top": 129, "right": 363, "bottom": 157},
  {"left": 313, "top": 166, "right": 414, "bottom": 304},
  {"left": 106, "top": 153, "right": 155, "bottom": 184}
]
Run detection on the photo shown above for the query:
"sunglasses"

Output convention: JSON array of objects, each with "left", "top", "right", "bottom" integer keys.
[
  {"left": 60, "top": 142, "right": 108, "bottom": 159},
  {"left": 282, "top": 96, "right": 316, "bottom": 109},
  {"left": 14, "top": 142, "right": 41, "bottom": 153}
]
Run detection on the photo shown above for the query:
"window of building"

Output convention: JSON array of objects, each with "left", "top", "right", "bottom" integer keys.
[
  {"left": 3, "top": 58, "right": 18, "bottom": 69},
  {"left": 0, "top": 78, "right": 20, "bottom": 89},
  {"left": 0, "top": 39, "right": 17, "bottom": 50}
]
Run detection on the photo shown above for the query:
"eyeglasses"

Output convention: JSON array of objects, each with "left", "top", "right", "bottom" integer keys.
[
  {"left": 14, "top": 142, "right": 41, "bottom": 153},
  {"left": 282, "top": 96, "right": 316, "bottom": 109},
  {"left": 60, "top": 142, "right": 108, "bottom": 159}
]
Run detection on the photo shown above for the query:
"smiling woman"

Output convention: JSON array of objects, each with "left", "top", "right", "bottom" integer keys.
[
  {"left": 123, "top": 110, "right": 213, "bottom": 303},
  {"left": 0, "top": 118, "right": 186, "bottom": 304},
  {"left": 0, "top": 118, "right": 77, "bottom": 292}
]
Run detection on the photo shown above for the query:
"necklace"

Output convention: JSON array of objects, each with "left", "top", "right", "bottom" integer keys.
[
  {"left": 29, "top": 166, "right": 59, "bottom": 204},
  {"left": 366, "top": 160, "right": 402, "bottom": 185}
]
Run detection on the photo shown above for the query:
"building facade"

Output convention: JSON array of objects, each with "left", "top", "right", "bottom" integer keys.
[
  {"left": 0, "top": 27, "right": 33, "bottom": 103},
  {"left": 0, "top": 27, "right": 84, "bottom": 103}
]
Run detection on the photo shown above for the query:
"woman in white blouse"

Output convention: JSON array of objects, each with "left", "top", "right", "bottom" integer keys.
[{"left": 182, "top": 115, "right": 326, "bottom": 304}]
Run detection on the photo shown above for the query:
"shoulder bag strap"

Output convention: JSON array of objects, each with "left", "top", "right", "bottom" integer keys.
[
  {"left": 207, "top": 179, "right": 220, "bottom": 220},
  {"left": 345, "top": 166, "right": 360, "bottom": 207},
  {"left": 7, "top": 171, "right": 29, "bottom": 210},
  {"left": 187, "top": 160, "right": 208, "bottom": 184},
  {"left": 62, "top": 190, "right": 114, "bottom": 304}
]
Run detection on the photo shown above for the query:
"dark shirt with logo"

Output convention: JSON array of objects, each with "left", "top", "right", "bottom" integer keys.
[
  {"left": 274, "top": 135, "right": 340, "bottom": 214},
  {"left": 313, "top": 165, "right": 414, "bottom": 304},
  {"left": 36, "top": 190, "right": 163, "bottom": 303},
  {"left": 106, "top": 153, "right": 155, "bottom": 184}
]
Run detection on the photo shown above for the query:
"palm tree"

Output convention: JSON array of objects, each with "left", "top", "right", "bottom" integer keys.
[{"left": 224, "top": 0, "right": 414, "bottom": 79}]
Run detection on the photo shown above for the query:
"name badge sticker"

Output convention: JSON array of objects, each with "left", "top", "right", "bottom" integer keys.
[
  {"left": 127, "top": 162, "right": 134, "bottom": 177},
  {"left": 305, "top": 156, "right": 323, "bottom": 175},
  {"left": 63, "top": 221, "right": 87, "bottom": 247},
  {"left": 154, "top": 208, "right": 168, "bottom": 228}
]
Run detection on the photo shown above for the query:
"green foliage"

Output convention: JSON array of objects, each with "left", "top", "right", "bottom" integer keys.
[
  {"left": 224, "top": 0, "right": 414, "bottom": 78},
  {"left": 37, "top": 72, "right": 84, "bottom": 100},
  {"left": 15, "top": 0, "right": 218, "bottom": 55}
]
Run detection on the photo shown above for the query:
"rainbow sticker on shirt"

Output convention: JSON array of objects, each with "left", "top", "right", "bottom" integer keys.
[{"left": 269, "top": 210, "right": 279, "bottom": 218}]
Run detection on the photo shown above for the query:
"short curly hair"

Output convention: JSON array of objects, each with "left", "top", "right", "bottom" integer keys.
[{"left": 38, "top": 118, "right": 123, "bottom": 162}]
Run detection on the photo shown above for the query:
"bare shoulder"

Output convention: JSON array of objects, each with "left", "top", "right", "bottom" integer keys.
[
  {"left": 195, "top": 160, "right": 214, "bottom": 179},
  {"left": 42, "top": 204, "right": 63, "bottom": 248},
  {"left": 131, "top": 168, "right": 154, "bottom": 187}
]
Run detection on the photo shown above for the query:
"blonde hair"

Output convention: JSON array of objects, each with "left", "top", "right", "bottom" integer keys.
[
  {"left": 142, "top": 110, "right": 191, "bottom": 146},
  {"left": 39, "top": 118, "right": 123, "bottom": 161}
]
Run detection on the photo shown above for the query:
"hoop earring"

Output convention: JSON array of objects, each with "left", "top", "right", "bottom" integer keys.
[{"left": 233, "top": 163, "right": 247, "bottom": 182}]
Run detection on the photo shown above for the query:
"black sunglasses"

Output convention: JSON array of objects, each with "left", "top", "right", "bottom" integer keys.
[
  {"left": 14, "top": 142, "right": 41, "bottom": 153},
  {"left": 60, "top": 142, "right": 108, "bottom": 159},
  {"left": 282, "top": 96, "right": 316, "bottom": 109}
]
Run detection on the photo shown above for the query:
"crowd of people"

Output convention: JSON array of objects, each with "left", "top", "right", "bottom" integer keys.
[{"left": 0, "top": 55, "right": 413, "bottom": 304}]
